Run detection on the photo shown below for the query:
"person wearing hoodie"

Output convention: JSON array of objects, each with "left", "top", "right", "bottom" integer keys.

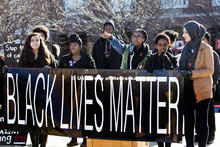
[
  {"left": 92, "top": 20, "right": 123, "bottom": 69},
  {"left": 179, "top": 21, "right": 214, "bottom": 147},
  {"left": 59, "top": 33, "right": 96, "bottom": 147},
  {"left": 102, "top": 28, "right": 151, "bottom": 69}
]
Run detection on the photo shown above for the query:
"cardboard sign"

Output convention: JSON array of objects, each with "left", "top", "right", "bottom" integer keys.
[
  {"left": 0, "top": 117, "right": 27, "bottom": 145},
  {"left": 3, "top": 44, "right": 23, "bottom": 67}
]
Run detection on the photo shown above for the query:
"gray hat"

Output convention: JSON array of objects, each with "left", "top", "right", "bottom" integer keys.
[{"left": 103, "top": 20, "right": 115, "bottom": 31}]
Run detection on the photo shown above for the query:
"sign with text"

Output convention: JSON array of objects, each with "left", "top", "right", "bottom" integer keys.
[
  {"left": 3, "top": 44, "right": 22, "bottom": 67},
  {"left": 5, "top": 68, "right": 184, "bottom": 143},
  {"left": 0, "top": 117, "right": 27, "bottom": 145}
]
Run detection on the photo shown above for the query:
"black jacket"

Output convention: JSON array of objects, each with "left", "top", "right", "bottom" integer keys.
[
  {"left": 145, "top": 51, "right": 177, "bottom": 73},
  {"left": 19, "top": 53, "right": 58, "bottom": 68},
  {"left": 59, "top": 52, "right": 96, "bottom": 69},
  {"left": 92, "top": 36, "right": 122, "bottom": 69}
]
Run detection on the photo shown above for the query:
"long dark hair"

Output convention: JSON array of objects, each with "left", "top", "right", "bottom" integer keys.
[{"left": 18, "top": 33, "right": 51, "bottom": 67}]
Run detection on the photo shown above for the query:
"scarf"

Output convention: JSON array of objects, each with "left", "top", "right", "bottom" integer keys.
[{"left": 179, "top": 21, "right": 206, "bottom": 70}]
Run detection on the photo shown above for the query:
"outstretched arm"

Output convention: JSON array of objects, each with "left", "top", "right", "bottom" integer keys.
[{"left": 102, "top": 32, "right": 126, "bottom": 55}]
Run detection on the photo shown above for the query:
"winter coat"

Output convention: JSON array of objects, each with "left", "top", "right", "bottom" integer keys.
[
  {"left": 92, "top": 37, "right": 122, "bottom": 69},
  {"left": 59, "top": 52, "right": 96, "bottom": 69},
  {"left": 120, "top": 44, "right": 151, "bottom": 69},
  {"left": 191, "top": 41, "right": 214, "bottom": 103},
  {"left": 19, "top": 53, "right": 58, "bottom": 68},
  {"left": 108, "top": 36, "right": 151, "bottom": 69},
  {"left": 145, "top": 51, "right": 177, "bottom": 72}
]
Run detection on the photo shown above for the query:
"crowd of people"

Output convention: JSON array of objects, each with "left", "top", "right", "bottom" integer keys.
[{"left": 0, "top": 20, "right": 220, "bottom": 147}]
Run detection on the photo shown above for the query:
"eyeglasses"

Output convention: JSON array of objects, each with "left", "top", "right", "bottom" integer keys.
[{"left": 132, "top": 35, "right": 144, "bottom": 39}]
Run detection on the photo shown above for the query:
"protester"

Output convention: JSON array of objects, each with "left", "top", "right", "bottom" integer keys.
[
  {"left": 92, "top": 20, "right": 122, "bottom": 69},
  {"left": 18, "top": 33, "right": 57, "bottom": 147},
  {"left": 59, "top": 33, "right": 96, "bottom": 69},
  {"left": 179, "top": 21, "right": 214, "bottom": 147},
  {"left": 201, "top": 32, "right": 220, "bottom": 144},
  {"left": 145, "top": 33, "right": 177, "bottom": 147},
  {"left": 59, "top": 33, "right": 96, "bottom": 147},
  {"left": 162, "top": 30, "right": 179, "bottom": 55},
  {"left": 153, "top": 30, "right": 179, "bottom": 55},
  {"left": 33, "top": 25, "right": 60, "bottom": 59},
  {"left": 145, "top": 33, "right": 177, "bottom": 73},
  {"left": 102, "top": 28, "right": 151, "bottom": 69}
]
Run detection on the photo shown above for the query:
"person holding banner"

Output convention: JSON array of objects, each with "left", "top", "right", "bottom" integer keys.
[
  {"left": 18, "top": 32, "right": 57, "bottom": 147},
  {"left": 59, "top": 33, "right": 96, "bottom": 147},
  {"left": 102, "top": 28, "right": 151, "bottom": 69},
  {"left": 179, "top": 21, "right": 214, "bottom": 147}
]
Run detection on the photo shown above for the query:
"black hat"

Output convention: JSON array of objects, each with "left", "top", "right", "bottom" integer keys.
[
  {"left": 69, "top": 34, "right": 82, "bottom": 47},
  {"left": 103, "top": 20, "right": 115, "bottom": 31}
]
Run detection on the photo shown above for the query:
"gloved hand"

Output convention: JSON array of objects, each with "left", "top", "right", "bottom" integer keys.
[
  {"left": 180, "top": 70, "right": 192, "bottom": 79},
  {"left": 44, "top": 65, "right": 51, "bottom": 70},
  {"left": 2, "top": 65, "right": 8, "bottom": 74}
]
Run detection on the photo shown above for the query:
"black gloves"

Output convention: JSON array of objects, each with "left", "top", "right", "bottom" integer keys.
[{"left": 180, "top": 70, "right": 192, "bottom": 79}]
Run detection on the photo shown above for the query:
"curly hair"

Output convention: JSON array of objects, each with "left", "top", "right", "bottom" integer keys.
[
  {"left": 18, "top": 33, "right": 51, "bottom": 67},
  {"left": 33, "top": 25, "right": 50, "bottom": 41},
  {"left": 162, "top": 30, "right": 179, "bottom": 43}
]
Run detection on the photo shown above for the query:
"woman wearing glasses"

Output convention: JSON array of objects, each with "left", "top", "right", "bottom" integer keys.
[{"left": 102, "top": 29, "right": 151, "bottom": 69}]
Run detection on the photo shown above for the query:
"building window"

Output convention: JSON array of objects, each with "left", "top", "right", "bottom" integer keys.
[
  {"left": 63, "top": 0, "right": 88, "bottom": 12},
  {"left": 160, "top": 0, "right": 188, "bottom": 9},
  {"left": 111, "top": 0, "right": 133, "bottom": 12},
  {"left": 212, "top": 0, "right": 220, "bottom": 6}
]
